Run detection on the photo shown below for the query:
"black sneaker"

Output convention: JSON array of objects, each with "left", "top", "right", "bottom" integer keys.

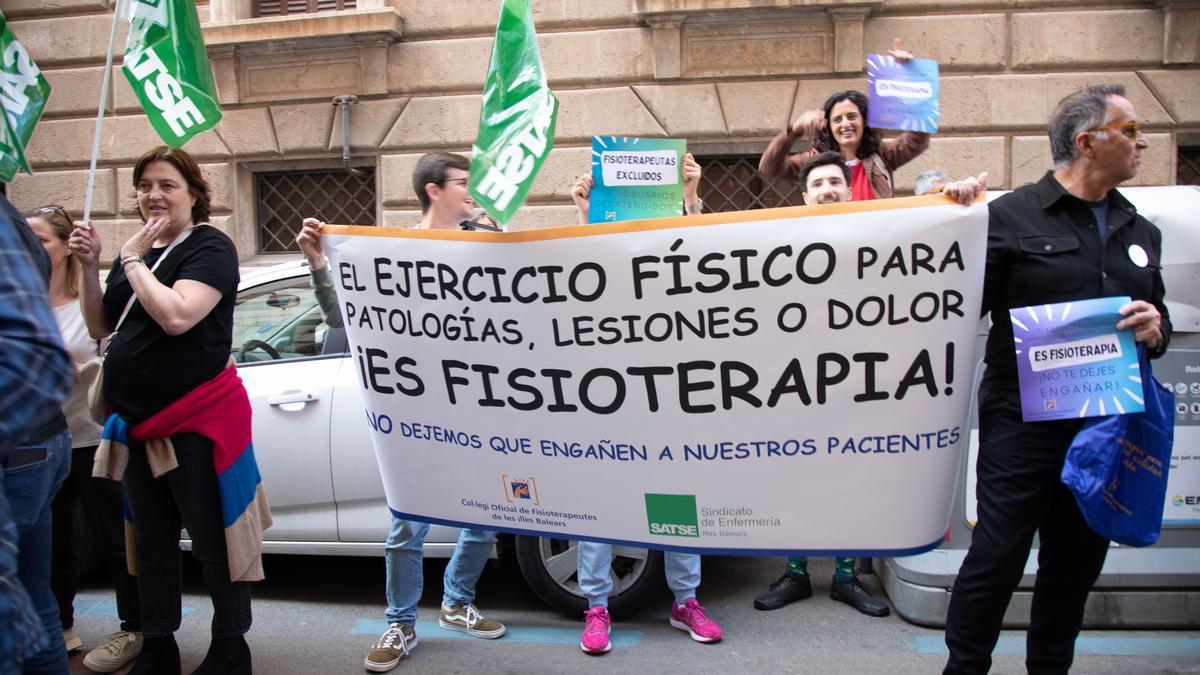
[
  {"left": 753, "top": 572, "right": 813, "bottom": 610},
  {"left": 830, "top": 575, "right": 890, "bottom": 617}
]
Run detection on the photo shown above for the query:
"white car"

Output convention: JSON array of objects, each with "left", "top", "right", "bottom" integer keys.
[{"left": 231, "top": 260, "right": 660, "bottom": 616}]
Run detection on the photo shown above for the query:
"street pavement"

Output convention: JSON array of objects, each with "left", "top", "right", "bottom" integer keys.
[{"left": 69, "top": 553, "right": 1200, "bottom": 674}]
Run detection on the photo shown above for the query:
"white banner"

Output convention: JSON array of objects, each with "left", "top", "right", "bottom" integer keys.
[{"left": 324, "top": 196, "right": 987, "bottom": 555}]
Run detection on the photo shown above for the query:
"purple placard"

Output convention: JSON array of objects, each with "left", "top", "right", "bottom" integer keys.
[
  {"left": 866, "top": 54, "right": 940, "bottom": 133},
  {"left": 1011, "top": 296, "right": 1144, "bottom": 422}
]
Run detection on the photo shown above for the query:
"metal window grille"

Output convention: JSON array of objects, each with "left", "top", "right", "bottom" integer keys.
[
  {"left": 256, "top": 169, "right": 376, "bottom": 253},
  {"left": 695, "top": 155, "right": 805, "bottom": 212},
  {"left": 1179, "top": 147, "right": 1200, "bottom": 186},
  {"left": 254, "top": 0, "right": 356, "bottom": 17}
]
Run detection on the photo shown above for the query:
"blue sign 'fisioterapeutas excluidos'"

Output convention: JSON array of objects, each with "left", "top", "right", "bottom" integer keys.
[
  {"left": 866, "top": 53, "right": 940, "bottom": 133},
  {"left": 588, "top": 136, "right": 686, "bottom": 224}
]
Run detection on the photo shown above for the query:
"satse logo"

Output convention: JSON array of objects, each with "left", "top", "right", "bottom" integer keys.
[
  {"left": 123, "top": 0, "right": 209, "bottom": 138},
  {"left": 644, "top": 493, "right": 700, "bottom": 537},
  {"left": 473, "top": 95, "right": 555, "bottom": 211}
]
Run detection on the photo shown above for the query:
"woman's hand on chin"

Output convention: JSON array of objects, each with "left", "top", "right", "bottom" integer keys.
[{"left": 120, "top": 216, "right": 174, "bottom": 259}]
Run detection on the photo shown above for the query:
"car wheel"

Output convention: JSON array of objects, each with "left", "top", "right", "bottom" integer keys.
[{"left": 513, "top": 535, "right": 664, "bottom": 618}]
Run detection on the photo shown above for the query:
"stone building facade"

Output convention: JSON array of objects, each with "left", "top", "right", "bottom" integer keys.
[{"left": 4, "top": 0, "right": 1198, "bottom": 261}]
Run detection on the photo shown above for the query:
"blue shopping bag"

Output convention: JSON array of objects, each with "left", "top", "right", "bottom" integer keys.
[{"left": 1061, "top": 345, "right": 1176, "bottom": 547}]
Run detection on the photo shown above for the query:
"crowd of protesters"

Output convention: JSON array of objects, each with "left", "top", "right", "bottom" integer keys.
[{"left": 0, "top": 31, "right": 1168, "bottom": 675}]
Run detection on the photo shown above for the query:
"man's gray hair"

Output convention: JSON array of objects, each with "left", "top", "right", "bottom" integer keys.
[
  {"left": 914, "top": 170, "right": 948, "bottom": 196},
  {"left": 1048, "top": 84, "right": 1126, "bottom": 167}
]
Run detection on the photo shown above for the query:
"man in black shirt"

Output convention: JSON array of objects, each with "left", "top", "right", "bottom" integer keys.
[{"left": 943, "top": 84, "right": 1169, "bottom": 674}]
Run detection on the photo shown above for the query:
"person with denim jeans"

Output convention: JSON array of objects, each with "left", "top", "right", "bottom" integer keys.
[
  {"left": 569, "top": 153, "right": 723, "bottom": 655},
  {"left": 25, "top": 204, "right": 145, "bottom": 671},
  {"left": 354, "top": 153, "right": 507, "bottom": 673},
  {"left": 5, "top": 430, "right": 71, "bottom": 675},
  {"left": 576, "top": 543, "right": 722, "bottom": 654},
  {"left": 0, "top": 194, "right": 75, "bottom": 674}
]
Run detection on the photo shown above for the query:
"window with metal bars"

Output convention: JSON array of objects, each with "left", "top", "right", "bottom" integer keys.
[
  {"left": 254, "top": 0, "right": 357, "bottom": 17},
  {"left": 694, "top": 155, "right": 805, "bottom": 212},
  {"left": 255, "top": 169, "right": 376, "bottom": 253},
  {"left": 1179, "top": 146, "right": 1200, "bottom": 186}
]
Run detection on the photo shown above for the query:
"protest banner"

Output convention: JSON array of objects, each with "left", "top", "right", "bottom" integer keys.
[
  {"left": 1011, "top": 296, "right": 1143, "bottom": 422},
  {"left": 122, "top": 0, "right": 222, "bottom": 148},
  {"left": 866, "top": 53, "right": 940, "bottom": 133},
  {"left": 0, "top": 11, "right": 51, "bottom": 183},
  {"left": 469, "top": 0, "right": 558, "bottom": 226},
  {"left": 324, "top": 196, "right": 987, "bottom": 555},
  {"left": 588, "top": 136, "right": 686, "bottom": 223}
]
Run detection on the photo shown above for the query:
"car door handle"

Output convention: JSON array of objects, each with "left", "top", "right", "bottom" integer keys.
[{"left": 268, "top": 391, "right": 320, "bottom": 406}]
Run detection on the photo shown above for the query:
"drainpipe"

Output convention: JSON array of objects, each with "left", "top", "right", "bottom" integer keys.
[{"left": 333, "top": 95, "right": 368, "bottom": 177}]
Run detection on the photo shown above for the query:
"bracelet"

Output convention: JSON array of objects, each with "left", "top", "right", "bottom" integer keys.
[
  {"left": 121, "top": 254, "right": 144, "bottom": 269},
  {"left": 684, "top": 200, "right": 703, "bottom": 215}
]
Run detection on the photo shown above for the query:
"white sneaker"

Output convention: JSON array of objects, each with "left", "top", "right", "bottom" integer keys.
[
  {"left": 83, "top": 631, "right": 143, "bottom": 673},
  {"left": 62, "top": 627, "right": 82, "bottom": 653}
]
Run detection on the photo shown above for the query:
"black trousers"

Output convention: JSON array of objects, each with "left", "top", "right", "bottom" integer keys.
[
  {"left": 51, "top": 445, "right": 141, "bottom": 631},
  {"left": 122, "top": 433, "right": 252, "bottom": 639},
  {"left": 944, "top": 386, "right": 1109, "bottom": 674}
]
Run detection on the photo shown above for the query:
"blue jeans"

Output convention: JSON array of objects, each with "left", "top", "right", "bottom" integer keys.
[
  {"left": 384, "top": 516, "right": 495, "bottom": 626},
  {"left": 4, "top": 429, "right": 70, "bottom": 675},
  {"left": 577, "top": 541, "right": 699, "bottom": 608}
]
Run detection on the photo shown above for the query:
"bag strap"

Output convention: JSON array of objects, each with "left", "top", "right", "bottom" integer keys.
[{"left": 109, "top": 225, "right": 200, "bottom": 337}]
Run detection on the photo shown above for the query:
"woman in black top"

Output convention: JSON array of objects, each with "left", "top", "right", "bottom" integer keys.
[{"left": 70, "top": 146, "right": 250, "bottom": 675}]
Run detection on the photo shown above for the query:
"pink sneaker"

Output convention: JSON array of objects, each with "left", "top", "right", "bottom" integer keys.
[
  {"left": 669, "top": 598, "right": 723, "bottom": 643},
  {"left": 579, "top": 606, "right": 612, "bottom": 654}
]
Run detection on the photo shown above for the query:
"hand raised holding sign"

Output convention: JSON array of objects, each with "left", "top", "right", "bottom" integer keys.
[
  {"left": 571, "top": 173, "right": 594, "bottom": 225},
  {"left": 888, "top": 37, "right": 914, "bottom": 63}
]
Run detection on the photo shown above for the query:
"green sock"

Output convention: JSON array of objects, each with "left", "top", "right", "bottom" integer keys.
[
  {"left": 786, "top": 556, "right": 808, "bottom": 576},
  {"left": 834, "top": 556, "right": 855, "bottom": 582}
]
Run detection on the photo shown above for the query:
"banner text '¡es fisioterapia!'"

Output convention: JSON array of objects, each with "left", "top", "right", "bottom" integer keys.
[{"left": 353, "top": 342, "right": 958, "bottom": 414}]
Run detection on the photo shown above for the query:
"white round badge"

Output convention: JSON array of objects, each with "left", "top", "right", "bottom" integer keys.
[{"left": 1128, "top": 244, "right": 1149, "bottom": 268}]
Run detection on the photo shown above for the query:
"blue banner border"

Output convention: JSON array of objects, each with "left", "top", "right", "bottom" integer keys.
[{"left": 392, "top": 509, "right": 946, "bottom": 557}]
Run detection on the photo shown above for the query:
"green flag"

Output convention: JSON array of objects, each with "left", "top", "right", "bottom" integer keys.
[
  {"left": 122, "top": 0, "right": 221, "bottom": 148},
  {"left": 0, "top": 11, "right": 51, "bottom": 183},
  {"left": 469, "top": 0, "right": 558, "bottom": 225}
]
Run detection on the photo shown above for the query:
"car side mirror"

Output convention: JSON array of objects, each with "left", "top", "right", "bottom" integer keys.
[{"left": 266, "top": 292, "right": 301, "bottom": 309}]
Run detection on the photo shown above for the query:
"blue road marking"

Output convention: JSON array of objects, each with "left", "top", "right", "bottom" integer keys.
[
  {"left": 912, "top": 635, "right": 1200, "bottom": 657},
  {"left": 75, "top": 598, "right": 193, "bottom": 617},
  {"left": 351, "top": 619, "right": 641, "bottom": 648}
]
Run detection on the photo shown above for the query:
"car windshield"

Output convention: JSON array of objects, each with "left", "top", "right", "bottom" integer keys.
[{"left": 232, "top": 274, "right": 333, "bottom": 362}]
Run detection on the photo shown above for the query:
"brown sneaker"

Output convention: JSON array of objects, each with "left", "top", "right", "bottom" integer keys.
[
  {"left": 438, "top": 601, "right": 506, "bottom": 639},
  {"left": 364, "top": 623, "right": 416, "bottom": 673}
]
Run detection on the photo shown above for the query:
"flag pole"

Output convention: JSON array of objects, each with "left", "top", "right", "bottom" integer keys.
[{"left": 82, "top": 0, "right": 123, "bottom": 224}]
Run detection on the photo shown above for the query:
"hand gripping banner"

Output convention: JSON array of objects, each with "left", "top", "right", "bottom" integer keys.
[{"left": 324, "top": 196, "right": 987, "bottom": 555}]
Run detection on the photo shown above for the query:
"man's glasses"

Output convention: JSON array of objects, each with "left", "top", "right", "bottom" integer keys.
[
  {"left": 441, "top": 178, "right": 469, "bottom": 187},
  {"left": 1088, "top": 121, "right": 1140, "bottom": 139}
]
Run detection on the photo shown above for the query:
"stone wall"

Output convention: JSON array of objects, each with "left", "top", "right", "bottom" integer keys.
[{"left": 5, "top": 0, "right": 1199, "bottom": 258}]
